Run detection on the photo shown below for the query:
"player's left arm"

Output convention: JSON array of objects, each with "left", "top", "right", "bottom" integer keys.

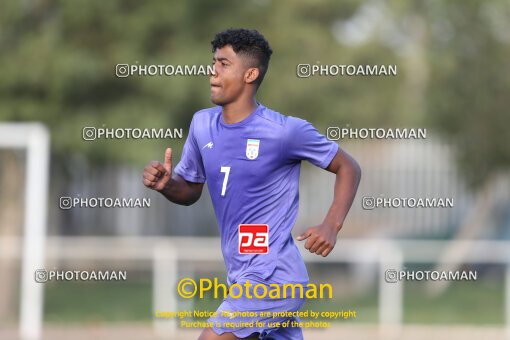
[{"left": 297, "top": 148, "right": 361, "bottom": 257}]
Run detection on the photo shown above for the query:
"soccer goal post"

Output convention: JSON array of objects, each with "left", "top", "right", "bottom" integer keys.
[{"left": 0, "top": 123, "right": 50, "bottom": 340}]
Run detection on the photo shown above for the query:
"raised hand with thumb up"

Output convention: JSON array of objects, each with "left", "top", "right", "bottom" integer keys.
[{"left": 143, "top": 148, "right": 173, "bottom": 192}]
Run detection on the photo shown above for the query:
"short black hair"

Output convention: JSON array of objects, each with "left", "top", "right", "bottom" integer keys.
[{"left": 211, "top": 28, "right": 273, "bottom": 86}]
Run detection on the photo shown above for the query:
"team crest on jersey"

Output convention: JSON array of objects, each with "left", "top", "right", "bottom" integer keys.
[{"left": 246, "top": 139, "right": 260, "bottom": 160}]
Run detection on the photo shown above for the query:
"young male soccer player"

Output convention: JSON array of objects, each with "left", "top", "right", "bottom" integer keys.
[{"left": 143, "top": 28, "right": 361, "bottom": 340}]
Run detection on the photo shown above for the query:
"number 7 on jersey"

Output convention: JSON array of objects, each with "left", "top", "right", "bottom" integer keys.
[{"left": 220, "top": 166, "right": 231, "bottom": 196}]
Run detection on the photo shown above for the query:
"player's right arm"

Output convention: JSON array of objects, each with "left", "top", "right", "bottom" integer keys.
[{"left": 143, "top": 148, "right": 204, "bottom": 206}]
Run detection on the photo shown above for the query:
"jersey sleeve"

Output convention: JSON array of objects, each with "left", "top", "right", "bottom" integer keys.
[
  {"left": 174, "top": 115, "right": 206, "bottom": 183},
  {"left": 282, "top": 116, "right": 339, "bottom": 169}
]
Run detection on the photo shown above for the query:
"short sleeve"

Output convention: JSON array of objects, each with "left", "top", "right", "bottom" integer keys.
[
  {"left": 174, "top": 116, "right": 206, "bottom": 183},
  {"left": 282, "top": 117, "right": 339, "bottom": 169}
]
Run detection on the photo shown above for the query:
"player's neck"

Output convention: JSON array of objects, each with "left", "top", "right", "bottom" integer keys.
[{"left": 221, "top": 98, "right": 258, "bottom": 124}]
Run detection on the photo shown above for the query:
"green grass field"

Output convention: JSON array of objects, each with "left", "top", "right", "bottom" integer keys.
[{"left": 43, "top": 277, "right": 504, "bottom": 325}]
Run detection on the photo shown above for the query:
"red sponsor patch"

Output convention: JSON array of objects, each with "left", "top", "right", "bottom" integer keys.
[{"left": 238, "top": 224, "right": 269, "bottom": 254}]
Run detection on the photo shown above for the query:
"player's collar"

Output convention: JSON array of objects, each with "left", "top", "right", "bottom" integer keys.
[{"left": 219, "top": 102, "right": 264, "bottom": 128}]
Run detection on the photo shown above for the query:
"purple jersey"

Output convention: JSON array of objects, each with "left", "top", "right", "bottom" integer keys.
[{"left": 174, "top": 104, "right": 338, "bottom": 285}]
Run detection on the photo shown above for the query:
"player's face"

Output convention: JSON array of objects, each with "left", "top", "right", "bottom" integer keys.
[{"left": 210, "top": 45, "right": 250, "bottom": 106}]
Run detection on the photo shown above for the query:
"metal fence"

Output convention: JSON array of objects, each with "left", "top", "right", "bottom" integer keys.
[{"left": 2, "top": 236, "right": 509, "bottom": 339}]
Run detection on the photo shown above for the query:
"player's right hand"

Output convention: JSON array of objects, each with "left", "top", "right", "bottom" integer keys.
[{"left": 143, "top": 148, "right": 172, "bottom": 192}]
